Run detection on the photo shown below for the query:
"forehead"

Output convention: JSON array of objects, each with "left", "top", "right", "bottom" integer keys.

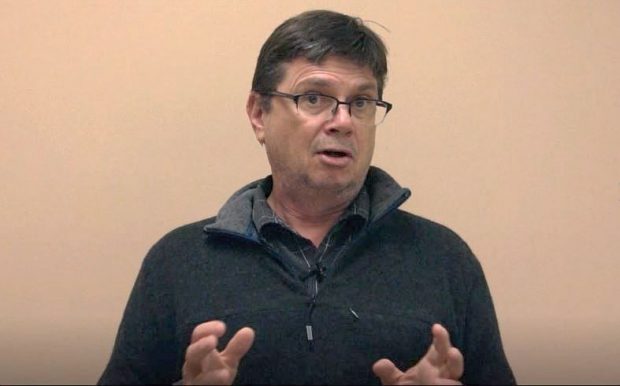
[{"left": 278, "top": 56, "right": 378, "bottom": 94}]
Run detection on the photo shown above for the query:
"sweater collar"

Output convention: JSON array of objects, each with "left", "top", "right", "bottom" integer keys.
[
  {"left": 203, "top": 166, "right": 411, "bottom": 242},
  {"left": 251, "top": 176, "right": 370, "bottom": 237}
]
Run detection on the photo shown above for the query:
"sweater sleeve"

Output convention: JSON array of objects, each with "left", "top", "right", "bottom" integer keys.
[
  {"left": 461, "top": 258, "right": 516, "bottom": 385},
  {"left": 98, "top": 239, "right": 179, "bottom": 385}
]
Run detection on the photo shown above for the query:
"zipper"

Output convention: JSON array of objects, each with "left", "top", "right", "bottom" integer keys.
[
  {"left": 203, "top": 227, "right": 261, "bottom": 245},
  {"left": 209, "top": 227, "right": 322, "bottom": 352},
  {"left": 205, "top": 187, "right": 410, "bottom": 354},
  {"left": 306, "top": 295, "right": 317, "bottom": 351},
  {"left": 302, "top": 188, "right": 410, "bottom": 352}
]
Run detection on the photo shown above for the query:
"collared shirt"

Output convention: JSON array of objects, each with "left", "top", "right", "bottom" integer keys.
[{"left": 251, "top": 177, "right": 369, "bottom": 296}]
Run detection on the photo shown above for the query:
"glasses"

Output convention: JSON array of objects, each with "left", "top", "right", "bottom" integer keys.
[{"left": 257, "top": 90, "right": 393, "bottom": 127}]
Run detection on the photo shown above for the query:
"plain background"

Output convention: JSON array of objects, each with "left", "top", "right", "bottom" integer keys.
[{"left": 1, "top": 0, "right": 619, "bottom": 384}]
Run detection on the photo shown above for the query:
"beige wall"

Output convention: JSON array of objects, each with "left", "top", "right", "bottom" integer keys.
[{"left": 1, "top": 0, "right": 619, "bottom": 384}]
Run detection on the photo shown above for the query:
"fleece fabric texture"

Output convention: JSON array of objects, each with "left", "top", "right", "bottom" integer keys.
[{"left": 98, "top": 166, "right": 515, "bottom": 385}]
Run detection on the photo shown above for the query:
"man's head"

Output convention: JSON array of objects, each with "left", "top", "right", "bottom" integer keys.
[
  {"left": 251, "top": 10, "right": 388, "bottom": 105},
  {"left": 247, "top": 10, "right": 390, "bottom": 202}
]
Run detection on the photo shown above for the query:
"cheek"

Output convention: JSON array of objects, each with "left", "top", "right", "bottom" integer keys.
[
  {"left": 360, "top": 131, "right": 376, "bottom": 161},
  {"left": 266, "top": 132, "right": 311, "bottom": 168}
]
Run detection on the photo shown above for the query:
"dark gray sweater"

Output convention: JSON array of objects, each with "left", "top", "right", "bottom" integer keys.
[{"left": 99, "top": 167, "right": 515, "bottom": 385}]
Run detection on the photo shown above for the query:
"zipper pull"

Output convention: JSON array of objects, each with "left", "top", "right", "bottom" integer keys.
[
  {"left": 306, "top": 297, "right": 317, "bottom": 351},
  {"left": 305, "top": 324, "right": 315, "bottom": 351}
]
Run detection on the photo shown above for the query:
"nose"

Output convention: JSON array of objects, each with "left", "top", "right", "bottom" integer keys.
[{"left": 325, "top": 103, "right": 354, "bottom": 135}]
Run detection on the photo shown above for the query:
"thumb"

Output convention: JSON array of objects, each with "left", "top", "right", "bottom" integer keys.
[
  {"left": 372, "top": 358, "right": 403, "bottom": 385},
  {"left": 431, "top": 323, "right": 452, "bottom": 360},
  {"left": 221, "top": 327, "right": 255, "bottom": 368}
]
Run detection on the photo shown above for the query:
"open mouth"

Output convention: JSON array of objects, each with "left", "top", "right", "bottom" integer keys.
[
  {"left": 320, "top": 150, "right": 350, "bottom": 158},
  {"left": 316, "top": 148, "right": 353, "bottom": 167}
]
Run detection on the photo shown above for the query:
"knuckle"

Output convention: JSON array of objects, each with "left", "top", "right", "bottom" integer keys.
[
  {"left": 213, "top": 369, "right": 232, "bottom": 384},
  {"left": 185, "top": 342, "right": 197, "bottom": 361}
]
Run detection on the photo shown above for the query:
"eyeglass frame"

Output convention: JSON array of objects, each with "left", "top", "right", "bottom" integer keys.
[{"left": 255, "top": 90, "right": 393, "bottom": 125}]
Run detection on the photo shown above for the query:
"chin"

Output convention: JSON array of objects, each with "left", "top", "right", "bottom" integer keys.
[{"left": 307, "top": 174, "right": 362, "bottom": 196}]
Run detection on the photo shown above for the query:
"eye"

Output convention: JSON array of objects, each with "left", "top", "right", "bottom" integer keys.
[
  {"left": 305, "top": 94, "right": 321, "bottom": 105},
  {"left": 352, "top": 98, "right": 371, "bottom": 109},
  {"left": 298, "top": 94, "right": 331, "bottom": 113}
]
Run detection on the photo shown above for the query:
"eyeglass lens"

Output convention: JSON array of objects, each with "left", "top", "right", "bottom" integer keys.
[{"left": 296, "top": 95, "right": 388, "bottom": 126}]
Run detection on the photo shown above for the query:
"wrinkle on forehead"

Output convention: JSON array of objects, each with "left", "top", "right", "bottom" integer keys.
[
  {"left": 297, "top": 77, "right": 377, "bottom": 93},
  {"left": 279, "top": 57, "right": 377, "bottom": 95}
]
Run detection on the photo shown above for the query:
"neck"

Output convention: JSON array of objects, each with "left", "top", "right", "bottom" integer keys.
[{"left": 267, "top": 185, "right": 358, "bottom": 247}]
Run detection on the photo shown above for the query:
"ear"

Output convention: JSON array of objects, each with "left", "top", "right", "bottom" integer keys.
[{"left": 246, "top": 92, "right": 266, "bottom": 145}]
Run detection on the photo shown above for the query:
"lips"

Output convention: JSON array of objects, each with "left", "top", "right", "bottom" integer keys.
[
  {"left": 319, "top": 150, "right": 351, "bottom": 158},
  {"left": 315, "top": 147, "right": 353, "bottom": 158},
  {"left": 315, "top": 146, "right": 354, "bottom": 167}
]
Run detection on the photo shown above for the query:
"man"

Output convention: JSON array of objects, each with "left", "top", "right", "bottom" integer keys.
[{"left": 99, "top": 10, "right": 515, "bottom": 385}]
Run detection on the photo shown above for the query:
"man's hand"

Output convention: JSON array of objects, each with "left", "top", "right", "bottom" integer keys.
[
  {"left": 372, "top": 323, "right": 464, "bottom": 385},
  {"left": 182, "top": 320, "right": 255, "bottom": 385}
]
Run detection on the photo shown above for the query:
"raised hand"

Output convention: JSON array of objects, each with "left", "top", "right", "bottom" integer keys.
[
  {"left": 372, "top": 323, "right": 464, "bottom": 385},
  {"left": 182, "top": 320, "right": 255, "bottom": 385}
]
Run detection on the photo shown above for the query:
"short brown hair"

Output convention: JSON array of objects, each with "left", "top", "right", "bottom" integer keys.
[{"left": 251, "top": 10, "right": 388, "bottom": 103}]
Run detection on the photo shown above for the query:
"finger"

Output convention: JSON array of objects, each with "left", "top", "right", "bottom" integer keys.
[
  {"left": 431, "top": 378, "right": 462, "bottom": 386},
  {"left": 430, "top": 324, "right": 452, "bottom": 364},
  {"left": 184, "top": 335, "right": 219, "bottom": 375},
  {"left": 191, "top": 320, "right": 227, "bottom": 343},
  {"left": 200, "top": 346, "right": 233, "bottom": 376},
  {"left": 221, "top": 327, "right": 256, "bottom": 367},
  {"left": 194, "top": 367, "right": 234, "bottom": 385},
  {"left": 372, "top": 358, "right": 403, "bottom": 385},
  {"left": 446, "top": 347, "right": 464, "bottom": 380}
]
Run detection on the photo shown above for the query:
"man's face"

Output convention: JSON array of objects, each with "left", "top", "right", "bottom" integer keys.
[{"left": 250, "top": 56, "right": 378, "bottom": 198}]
